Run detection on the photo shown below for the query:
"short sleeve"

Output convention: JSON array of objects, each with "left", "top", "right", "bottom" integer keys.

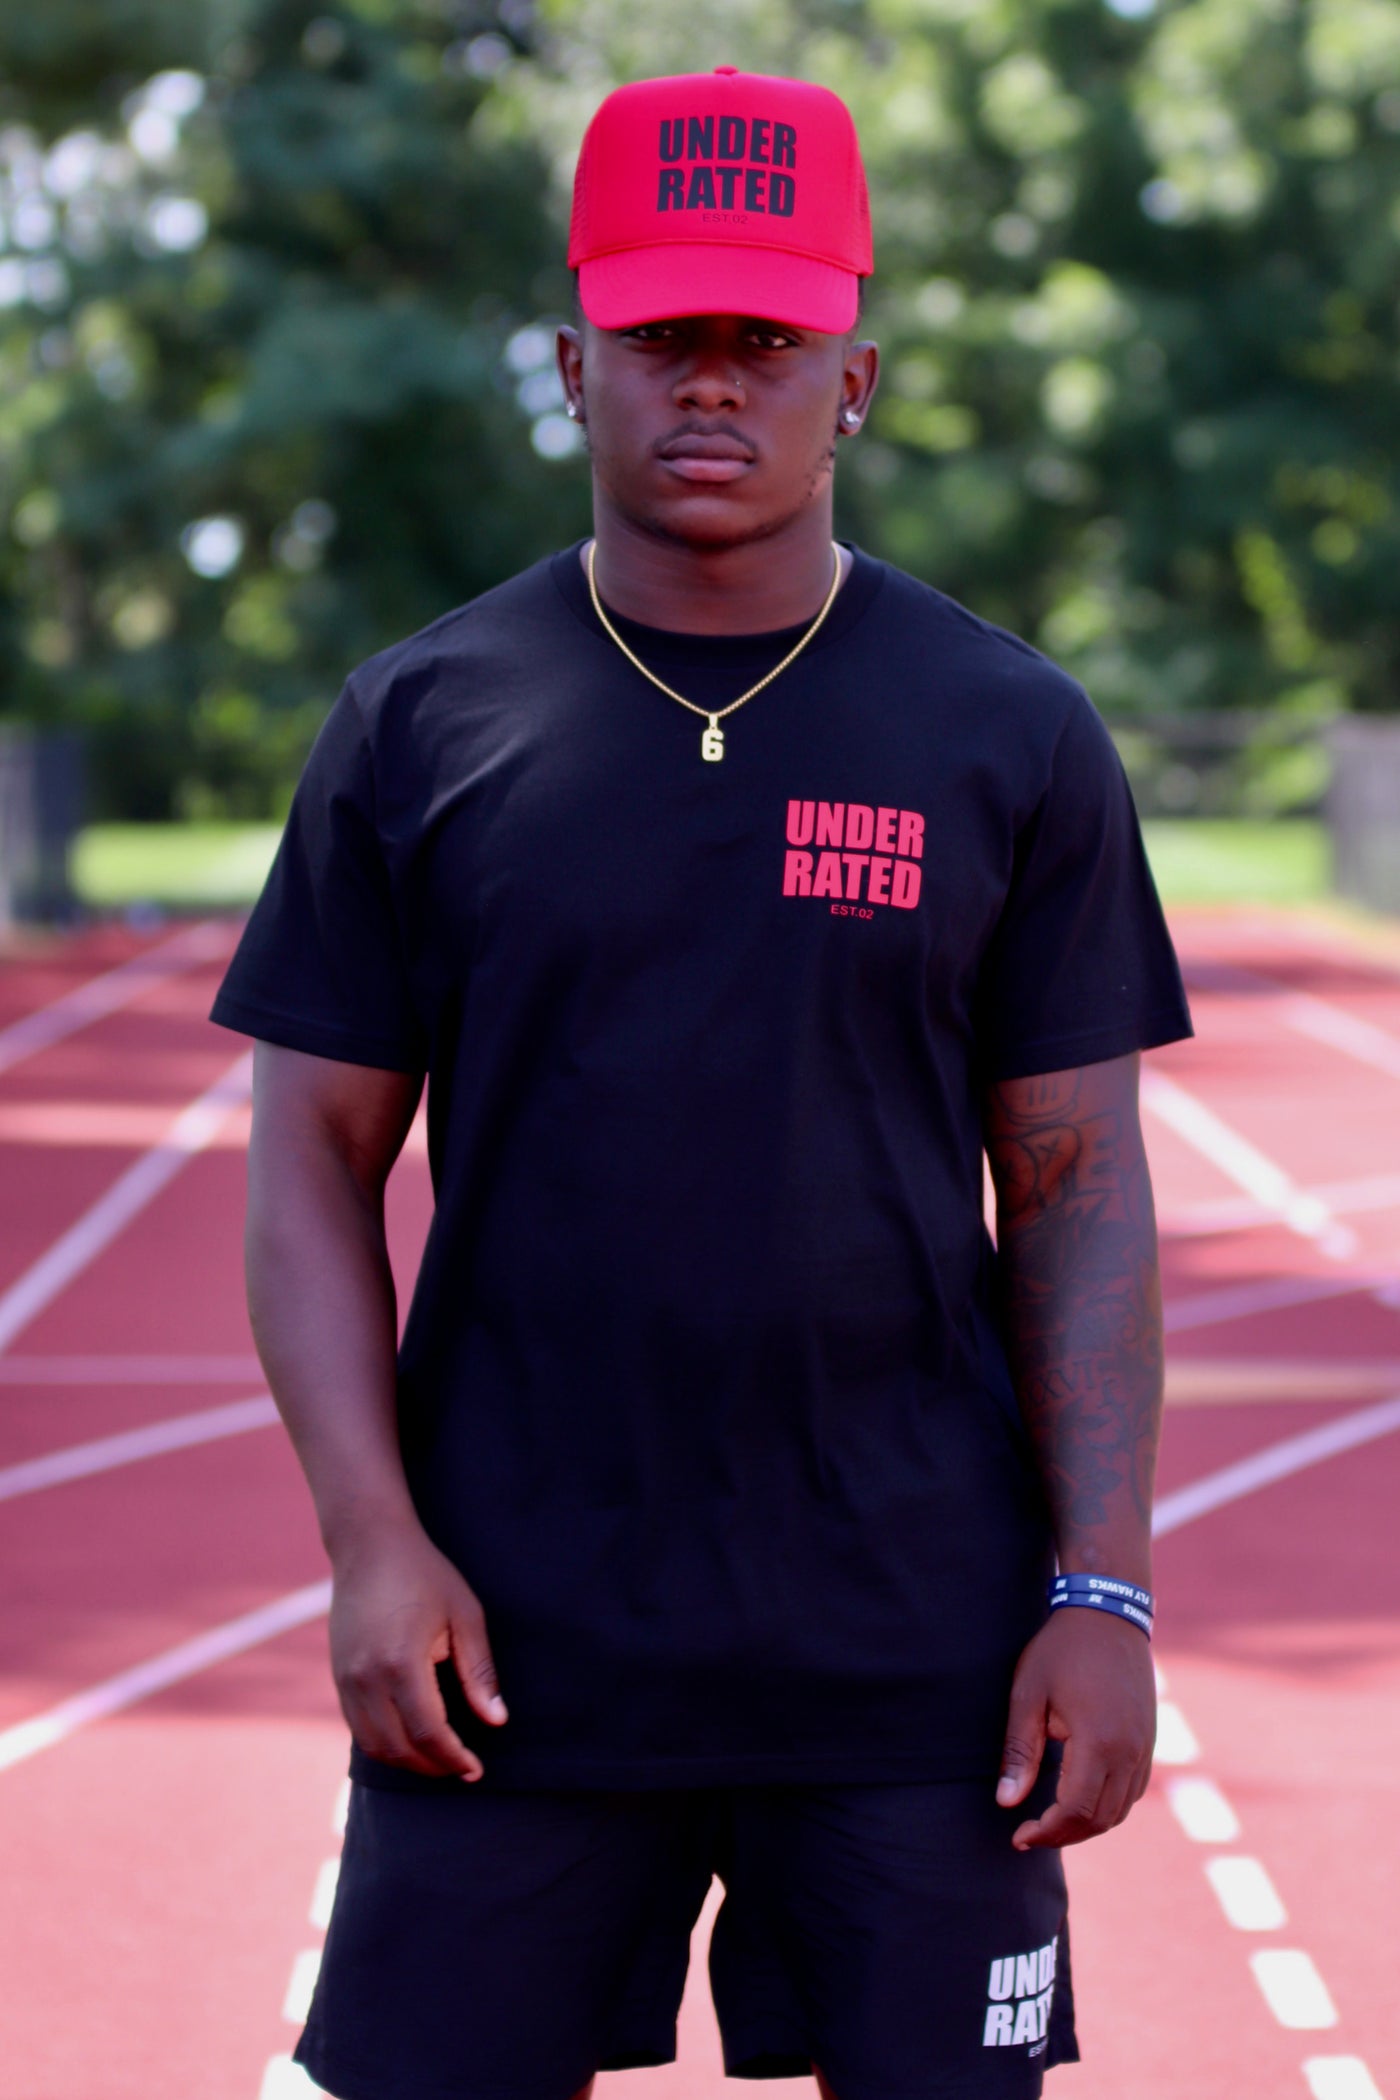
[
  {"left": 974, "top": 690, "right": 1193, "bottom": 1080},
  {"left": 208, "top": 679, "right": 429, "bottom": 1071}
]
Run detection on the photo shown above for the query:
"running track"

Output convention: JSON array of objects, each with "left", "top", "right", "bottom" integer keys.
[{"left": 1, "top": 904, "right": 1398, "bottom": 2100}]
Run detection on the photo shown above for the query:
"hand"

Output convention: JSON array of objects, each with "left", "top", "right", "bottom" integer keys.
[
  {"left": 328, "top": 1518, "right": 508, "bottom": 1781},
  {"left": 995, "top": 1607, "right": 1155, "bottom": 1849}
]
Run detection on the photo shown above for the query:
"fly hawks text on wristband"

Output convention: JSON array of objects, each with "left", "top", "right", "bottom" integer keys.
[
  {"left": 1046, "top": 1590, "right": 1154, "bottom": 1639},
  {"left": 1049, "top": 1574, "right": 1154, "bottom": 1613}
]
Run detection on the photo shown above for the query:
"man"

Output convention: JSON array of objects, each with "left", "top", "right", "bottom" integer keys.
[{"left": 210, "top": 65, "right": 1192, "bottom": 2100}]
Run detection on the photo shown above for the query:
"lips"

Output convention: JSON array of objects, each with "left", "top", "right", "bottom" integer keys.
[
  {"left": 656, "top": 430, "right": 756, "bottom": 483},
  {"left": 658, "top": 432, "right": 754, "bottom": 460}
]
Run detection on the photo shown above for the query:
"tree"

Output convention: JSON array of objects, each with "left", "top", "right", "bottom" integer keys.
[
  {"left": 1, "top": 0, "right": 1397, "bottom": 820},
  {"left": 516, "top": 0, "right": 1400, "bottom": 802},
  {"left": 0, "top": 0, "right": 588, "bottom": 817}
]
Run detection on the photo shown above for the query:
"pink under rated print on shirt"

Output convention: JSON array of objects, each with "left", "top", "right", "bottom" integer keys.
[{"left": 782, "top": 800, "right": 924, "bottom": 910}]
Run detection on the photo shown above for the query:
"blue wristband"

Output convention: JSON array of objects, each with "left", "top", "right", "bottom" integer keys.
[
  {"left": 1050, "top": 1573, "right": 1154, "bottom": 1613},
  {"left": 1047, "top": 1588, "right": 1154, "bottom": 1639}
]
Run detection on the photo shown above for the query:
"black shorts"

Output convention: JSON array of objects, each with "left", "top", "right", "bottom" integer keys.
[{"left": 294, "top": 1759, "right": 1079, "bottom": 2100}]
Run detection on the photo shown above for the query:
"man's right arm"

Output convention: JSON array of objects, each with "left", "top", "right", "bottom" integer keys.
[{"left": 245, "top": 1039, "right": 507, "bottom": 1779}]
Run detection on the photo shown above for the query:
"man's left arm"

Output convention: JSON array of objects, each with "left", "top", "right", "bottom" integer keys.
[{"left": 982, "top": 1049, "right": 1162, "bottom": 1851}]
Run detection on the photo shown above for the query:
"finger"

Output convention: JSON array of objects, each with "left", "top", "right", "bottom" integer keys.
[
  {"left": 1013, "top": 1734, "right": 1109, "bottom": 1849},
  {"left": 1012, "top": 1785, "right": 1108, "bottom": 1850},
  {"left": 1127, "top": 1747, "right": 1155, "bottom": 1812},
  {"left": 385, "top": 1654, "right": 487, "bottom": 1780},
  {"left": 451, "top": 1604, "right": 509, "bottom": 1726},
  {"left": 997, "top": 1678, "right": 1048, "bottom": 1809},
  {"left": 1094, "top": 1762, "right": 1135, "bottom": 1833},
  {"left": 338, "top": 1671, "right": 485, "bottom": 1782}
]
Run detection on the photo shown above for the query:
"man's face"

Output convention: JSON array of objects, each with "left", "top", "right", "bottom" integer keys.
[{"left": 557, "top": 310, "right": 878, "bottom": 551}]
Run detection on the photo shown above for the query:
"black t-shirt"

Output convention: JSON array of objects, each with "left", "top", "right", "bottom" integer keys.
[{"left": 210, "top": 540, "right": 1192, "bottom": 1790}]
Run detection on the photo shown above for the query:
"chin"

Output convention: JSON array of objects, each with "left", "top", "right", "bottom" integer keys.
[{"left": 624, "top": 490, "right": 796, "bottom": 553}]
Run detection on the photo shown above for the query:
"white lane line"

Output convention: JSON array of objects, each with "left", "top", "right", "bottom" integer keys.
[
  {"left": 1249, "top": 1950, "right": 1340, "bottom": 2030},
  {"left": 1165, "top": 1271, "right": 1393, "bottom": 1335},
  {"left": 1163, "top": 1170, "right": 1400, "bottom": 1241},
  {"left": 332, "top": 1779, "right": 349, "bottom": 1837},
  {"left": 1205, "top": 1856, "right": 1288, "bottom": 1931},
  {"left": 1153, "top": 1702, "right": 1201, "bottom": 1765},
  {"left": 0, "top": 1579, "right": 329, "bottom": 1772},
  {"left": 1141, "top": 1069, "right": 1356, "bottom": 1260},
  {"left": 309, "top": 1858, "right": 340, "bottom": 1931},
  {"left": 1189, "top": 959, "right": 1400, "bottom": 1083},
  {"left": 1159, "top": 1192, "right": 1276, "bottom": 1237},
  {"left": 0, "top": 1353, "right": 265, "bottom": 1382},
  {"left": 1282, "top": 993, "right": 1400, "bottom": 1080},
  {"left": 1153, "top": 1394, "right": 1400, "bottom": 1537},
  {"left": 259, "top": 2059, "right": 326, "bottom": 2099},
  {"left": 0, "top": 1048, "right": 252, "bottom": 1355},
  {"left": 282, "top": 1948, "right": 322, "bottom": 2024},
  {"left": 1303, "top": 2059, "right": 1386, "bottom": 2100},
  {"left": 1166, "top": 1775, "right": 1241, "bottom": 1843},
  {"left": 0, "top": 919, "right": 232, "bottom": 1078},
  {"left": 6, "top": 1395, "right": 1387, "bottom": 1765},
  {"left": 0, "top": 1395, "right": 277, "bottom": 1503},
  {"left": 2, "top": 1391, "right": 1393, "bottom": 1772}
]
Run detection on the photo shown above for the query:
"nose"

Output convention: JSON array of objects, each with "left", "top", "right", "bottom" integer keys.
[{"left": 672, "top": 347, "right": 746, "bottom": 414}]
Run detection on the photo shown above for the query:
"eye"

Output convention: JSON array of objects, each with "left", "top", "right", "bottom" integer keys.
[
  {"left": 623, "top": 323, "right": 677, "bottom": 344},
  {"left": 746, "top": 327, "right": 799, "bottom": 351}
]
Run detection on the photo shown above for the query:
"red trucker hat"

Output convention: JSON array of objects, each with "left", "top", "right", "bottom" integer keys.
[{"left": 568, "top": 67, "right": 873, "bottom": 334}]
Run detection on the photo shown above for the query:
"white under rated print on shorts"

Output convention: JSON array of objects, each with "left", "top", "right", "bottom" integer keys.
[{"left": 983, "top": 1937, "right": 1058, "bottom": 2053}]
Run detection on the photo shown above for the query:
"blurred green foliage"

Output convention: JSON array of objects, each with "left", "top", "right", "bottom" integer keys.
[
  {"left": 68, "top": 813, "right": 1332, "bottom": 909},
  {"left": 0, "top": 0, "right": 589, "bottom": 816},
  {"left": 1, "top": 0, "right": 1397, "bottom": 817}
]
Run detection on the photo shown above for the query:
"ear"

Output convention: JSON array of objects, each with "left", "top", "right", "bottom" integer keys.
[
  {"left": 836, "top": 336, "right": 880, "bottom": 439},
  {"left": 556, "top": 323, "right": 585, "bottom": 423}
]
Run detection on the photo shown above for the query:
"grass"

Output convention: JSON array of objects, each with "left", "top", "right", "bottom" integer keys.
[
  {"left": 69, "top": 816, "right": 1334, "bottom": 914},
  {"left": 72, "top": 822, "right": 284, "bottom": 910},
  {"left": 1140, "top": 819, "right": 1331, "bottom": 906}
]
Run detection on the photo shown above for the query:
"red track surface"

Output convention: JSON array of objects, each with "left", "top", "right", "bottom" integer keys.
[{"left": 1, "top": 904, "right": 1398, "bottom": 2100}]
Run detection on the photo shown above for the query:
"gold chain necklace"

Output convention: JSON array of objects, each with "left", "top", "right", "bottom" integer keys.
[{"left": 586, "top": 538, "right": 844, "bottom": 762}]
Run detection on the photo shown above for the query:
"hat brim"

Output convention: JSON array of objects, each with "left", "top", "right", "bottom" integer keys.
[{"left": 578, "top": 244, "right": 860, "bottom": 334}]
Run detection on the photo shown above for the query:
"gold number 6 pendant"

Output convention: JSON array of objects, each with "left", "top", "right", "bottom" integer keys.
[{"left": 701, "top": 720, "right": 725, "bottom": 762}]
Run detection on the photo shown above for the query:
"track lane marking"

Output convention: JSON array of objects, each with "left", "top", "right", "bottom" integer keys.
[
  {"left": 0, "top": 1395, "right": 277, "bottom": 1502},
  {"left": 0, "top": 1097, "right": 252, "bottom": 1147},
  {"left": 3, "top": 1400, "right": 1395, "bottom": 1762},
  {"left": 1151, "top": 1702, "right": 1201, "bottom": 1764},
  {"left": 0, "top": 1579, "right": 329, "bottom": 1772},
  {"left": 0, "top": 1352, "right": 265, "bottom": 1382},
  {"left": 1166, "top": 1776, "right": 1241, "bottom": 1842},
  {"left": 0, "top": 919, "right": 232, "bottom": 1078},
  {"left": 282, "top": 1949, "right": 322, "bottom": 2025},
  {"left": 1249, "top": 1950, "right": 1340, "bottom": 2030},
  {"left": 1205, "top": 1856, "right": 1288, "bottom": 1931},
  {"left": 1150, "top": 1700, "right": 1377, "bottom": 2082},
  {"left": 1163, "top": 1170, "right": 1400, "bottom": 1240},
  {"left": 1165, "top": 1272, "right": 1397, "bottom": 1335},
  {"left": 1152, "top": 1394, "right": 1400, "bottom": 1537},
  {"left": 1187, "top": 960, "right": 1400, "bottom": 1083},
  {"left": 1165, "top": 1358, "right": 1400, "bottom": 1405},
  {"left": 1141, "top": 1069, "right": 1357, "bottom": 1260},
  {"left": 1303, "top": 2060, "right": 1386, "bottom": 2100},
  {"left": 259, "top": 2060, "right": 324, "bottom": 2098},
  {"left": 0, "top": 1048, "right": 252, "bottom": 1354},
  {"left": 309, "top": 1859, "right": 339, "bottom": 1930}
]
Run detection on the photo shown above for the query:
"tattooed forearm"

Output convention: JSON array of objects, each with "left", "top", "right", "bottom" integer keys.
[{"left": 984, "top": 1053, "right": 1163, "bottom": 1572}]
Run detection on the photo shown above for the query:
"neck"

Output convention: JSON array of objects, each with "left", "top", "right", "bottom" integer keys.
[{"left": 585, "top": 497, "right": 848, "bottom": 634}]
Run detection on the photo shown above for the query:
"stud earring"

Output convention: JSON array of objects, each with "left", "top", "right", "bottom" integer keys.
[
  {"left": 840, "top": 409, "right": 860, "bottom": 430},
  {"left": 565, "top": 399, "right": 580, "bottom": 420}
]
